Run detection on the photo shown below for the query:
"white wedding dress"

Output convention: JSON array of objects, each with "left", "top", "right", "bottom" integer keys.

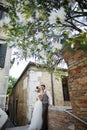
[{"left": 28, "top": 99, "right": 43, "bottom": 130}]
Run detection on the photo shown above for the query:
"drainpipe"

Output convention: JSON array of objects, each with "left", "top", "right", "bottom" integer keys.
[{"left": 51, "top": 72, "right": 55, "bottom": 105}]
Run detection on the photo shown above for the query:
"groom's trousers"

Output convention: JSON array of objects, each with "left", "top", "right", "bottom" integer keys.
[{"left": 41, "top": 103, "right": 48, "bottom": 130}]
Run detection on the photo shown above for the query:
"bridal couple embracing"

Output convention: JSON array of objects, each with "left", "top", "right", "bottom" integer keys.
[{"left": 28, "top": 84, "right": 53, "bottom": 130}]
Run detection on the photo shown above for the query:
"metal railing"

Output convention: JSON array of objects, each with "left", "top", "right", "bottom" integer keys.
[{"left": 65, "top": 110, "right": 87, "bottom": 126}]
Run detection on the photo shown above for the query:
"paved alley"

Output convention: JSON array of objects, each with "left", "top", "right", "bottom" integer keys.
[
  {"left": 5, "top": 118, "right": 29, "bottom": 130},
  {"left": 6, "top": 125, "right": 29, "bottom": 130},
  {"left": 5, "top": 118, "right": 15, "bottom": 128}
]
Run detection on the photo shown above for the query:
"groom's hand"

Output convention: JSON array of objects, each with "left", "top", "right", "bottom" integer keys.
[{"left": 49, "top": 104, "right": 52, "bottom": 107}]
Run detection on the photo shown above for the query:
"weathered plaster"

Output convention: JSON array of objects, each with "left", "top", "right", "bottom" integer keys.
[{"left": 27, "top": 70, "right": 42, "bottom": 120}]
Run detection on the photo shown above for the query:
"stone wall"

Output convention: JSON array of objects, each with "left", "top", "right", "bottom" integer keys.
[
  {"left": 0, "top": 47, "right": 11, "bottom": 110},
  {"left": 62, "top": 47, "right": 87, "bottom": 128},
  {"left": 9, "top": 72, "right": 28, "bottom": 126},
  {"left": 8, "top": 65, "right": 70, "bottom": 126}
]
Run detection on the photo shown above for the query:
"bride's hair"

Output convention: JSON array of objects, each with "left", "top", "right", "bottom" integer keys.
[
  {"left": 36, "top": 86, "right": 39, "bottom": 89},
  {"left": 35, "top": 86, "right": 41, "bottom": 92}
]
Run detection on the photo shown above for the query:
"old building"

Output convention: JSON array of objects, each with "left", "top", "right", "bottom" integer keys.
[
  {"left": 62, "top": 45, "right": 87, "bottom": 130},
  {"left": 8, "top": 62, "right": 70, "bottom": 126},
  {"left": 0, "top": 3, "right": 12, "bottom": 110},
  {"left": 0, "top": 45, "right": 11, "bottom": 110}
]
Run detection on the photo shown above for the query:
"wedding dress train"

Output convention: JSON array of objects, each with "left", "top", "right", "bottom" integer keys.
[{"left": 28, "top": 99, "right": 43, "bottom": 130}]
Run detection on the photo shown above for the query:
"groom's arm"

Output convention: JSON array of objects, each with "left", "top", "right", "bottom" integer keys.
[{"left": 46, "top": 90, "right": 53, "bottom": 106}]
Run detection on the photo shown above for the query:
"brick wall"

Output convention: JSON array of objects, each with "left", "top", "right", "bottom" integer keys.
[
  {"left": 48, "top": 107, "right": 87, "bottom": 130},
  {"left": 62, "top": 47, "right": 87, "bottom": 128}
]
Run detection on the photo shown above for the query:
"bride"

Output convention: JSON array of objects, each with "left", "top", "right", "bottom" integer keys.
[{"left": 28, "top": 87, "right": 43, "bottom": 130}]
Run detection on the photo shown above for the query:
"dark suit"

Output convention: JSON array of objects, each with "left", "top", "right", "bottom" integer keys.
[{"left": 41, "top": 91, "right": 48, "bottom": 130}]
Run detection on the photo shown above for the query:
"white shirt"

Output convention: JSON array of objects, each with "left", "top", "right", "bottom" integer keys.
[{"left": 44, "top": 89, "right": 53, "bottom": 105}]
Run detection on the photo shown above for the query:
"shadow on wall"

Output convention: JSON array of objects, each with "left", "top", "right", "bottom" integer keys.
[{"left": 0, "top": 108, "right": 8, "bottom": 130}]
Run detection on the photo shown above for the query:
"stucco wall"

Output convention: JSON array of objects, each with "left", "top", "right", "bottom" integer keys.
[{"left": 0, "top": 47, "right": 11, "bottom": 109}]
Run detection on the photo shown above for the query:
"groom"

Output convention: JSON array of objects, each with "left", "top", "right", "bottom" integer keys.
[{"left": 40, "top": 84, "right": 52, "bottom": 130}]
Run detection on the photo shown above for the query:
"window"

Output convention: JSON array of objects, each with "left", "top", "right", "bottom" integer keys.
[
  {"left": 62, "top": 76, "right": 70, "bottom": 101},
  {"left": 0, "top": 5, "right": 8, "bottom": 68},
  {"left": 0, "top": 44, "right": 7, "bottom": 68}
]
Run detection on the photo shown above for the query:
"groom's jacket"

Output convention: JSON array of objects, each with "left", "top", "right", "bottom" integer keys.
[{"left": 42, "top": 90, "right": 52, "bottom": 105}]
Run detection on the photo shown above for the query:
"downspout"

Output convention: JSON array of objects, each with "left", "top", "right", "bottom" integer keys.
[{"left": 51, "top": 72, "right": 55, "bottom": 105}]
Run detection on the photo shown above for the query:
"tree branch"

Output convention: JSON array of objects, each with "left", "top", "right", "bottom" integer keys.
[{"left": 73, "top": 19, "right": 87, "bottom": 27}]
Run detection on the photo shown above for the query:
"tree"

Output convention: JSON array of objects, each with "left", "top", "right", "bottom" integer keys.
[
  {"left": 7, "top": 76, "right": 17, "bottom": 95},
  {"left": 1, "top": 0, "right": 87, "bottom": 68}
]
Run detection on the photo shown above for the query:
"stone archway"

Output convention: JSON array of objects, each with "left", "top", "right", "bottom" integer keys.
[{"left": 62, "top": 46, "right": 87, "bottom": 129}]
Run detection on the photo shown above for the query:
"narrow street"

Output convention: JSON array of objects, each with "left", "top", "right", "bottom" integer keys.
[
  {"left": 6, "top": 123, "right": 74, "bottom": 130},
  {"left": 0, "top": 1, "right": 87, "bottom": 130},
  {"left": 5, "top": 107, "right": 75, "bottom": 130}
]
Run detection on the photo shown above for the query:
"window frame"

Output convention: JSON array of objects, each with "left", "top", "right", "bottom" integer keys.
[{"left": 62, "top": 76, "right": 70, "bottom": 101}]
